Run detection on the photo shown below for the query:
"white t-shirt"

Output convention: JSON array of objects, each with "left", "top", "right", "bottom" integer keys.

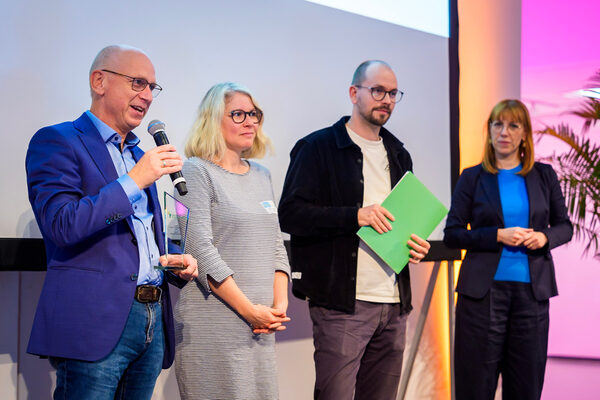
[{"left": 346, "top": 125, "right": 400, "bottom": 303}]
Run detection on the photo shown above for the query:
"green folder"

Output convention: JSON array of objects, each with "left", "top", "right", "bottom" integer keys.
[{"left": 357, "top": 172, "right": 448, "bottom": 273}]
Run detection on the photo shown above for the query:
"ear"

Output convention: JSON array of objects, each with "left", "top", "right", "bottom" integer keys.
[
  {"left": 349, "top": 85, "right": 358, "bottom": 105},
  {"left": 90, "top": 70, "right": 106, "bottom": 96}
]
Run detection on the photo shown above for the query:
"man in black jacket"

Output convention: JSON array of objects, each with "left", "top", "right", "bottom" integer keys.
[{"left": 279, "top": 60, "right": 430, "bottom": 400}]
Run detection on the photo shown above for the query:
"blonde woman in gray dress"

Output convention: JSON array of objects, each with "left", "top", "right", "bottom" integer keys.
[{"left": 174, "top": 82, "right": 291, "bottom": 399}]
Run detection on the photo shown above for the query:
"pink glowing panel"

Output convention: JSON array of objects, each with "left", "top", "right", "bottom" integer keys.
[{"left": 521, "top": 0, "right": 600, "bottom": 359}]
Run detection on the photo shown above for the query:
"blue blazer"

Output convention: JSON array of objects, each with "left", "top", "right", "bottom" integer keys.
[
  {"left": 444, "top": 162, "right": 573, "bottom": 301},
  {"left": 25, "top": 113, "right": 179, "bottom": 368}
]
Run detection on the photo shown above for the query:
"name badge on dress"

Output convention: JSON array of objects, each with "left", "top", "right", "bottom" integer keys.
[{"left": 260, "top": 200, "right": 277, "bottom": 214}]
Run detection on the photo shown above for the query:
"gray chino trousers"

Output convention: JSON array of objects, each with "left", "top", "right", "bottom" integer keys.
[{"left": 309, "top": 300, "right": 408, "bottom": 400}]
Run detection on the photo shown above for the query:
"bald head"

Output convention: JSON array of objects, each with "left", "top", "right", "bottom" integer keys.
[
  {"left": 89, "top": 45, "right": 149, "bottom": 78},
  {"left": 348, "top": 60, "right": 398, "bottom": 130},
  {"left": 351, "top": 60, "right": 393, "bottom": 86},
  {"left": 88, "top": 44, "right": 155, "bottom": 102},
  {"left": 88, "top": 45, "right": 156, "bottom": 137}
]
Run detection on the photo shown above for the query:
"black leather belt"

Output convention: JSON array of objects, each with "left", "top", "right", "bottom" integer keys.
[{"left": 134, "top": 285, "right": 162, "bottom": 303}]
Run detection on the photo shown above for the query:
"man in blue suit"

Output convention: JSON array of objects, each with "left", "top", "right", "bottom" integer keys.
[{"left": 25, "top": 45, "right": 198, "bottom": 399}]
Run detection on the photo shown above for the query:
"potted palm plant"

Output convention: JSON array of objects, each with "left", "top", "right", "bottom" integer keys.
[{"left": 536, "top": 70, "right": 600, "bottom": 256}]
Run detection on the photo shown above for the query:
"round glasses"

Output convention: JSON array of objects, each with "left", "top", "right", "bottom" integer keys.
[
  {"left": 355, "top": 85, "right": 404, "bottom": 103},
  {"left": 101, "top": 69, "right": 163, "bottom": 97},
  {"left": 490, "top": 120, "right": 523, "bottom": 133},
  {"left": 229, "top": 109, "right": 263, "bottom": 124}
]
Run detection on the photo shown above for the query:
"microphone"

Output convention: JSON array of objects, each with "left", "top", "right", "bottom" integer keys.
[{"left": 147, "top": 120, "right": 188, "bottom": 196}]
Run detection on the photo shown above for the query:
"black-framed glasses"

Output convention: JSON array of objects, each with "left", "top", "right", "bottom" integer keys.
[
  {"left": 229, "top": 109, "right": 263, "bottom": 124},
  {"left": 101, "top": 69, "right": 163, "bottom": 97},
  {"left": 355, "top": 85, "right": 404, "bottom": 103}
]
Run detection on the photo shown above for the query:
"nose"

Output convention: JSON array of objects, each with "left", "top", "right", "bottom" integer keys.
[
  {"left": 139, "top": 85, "right": 153, "bottom": 103},
  {"left": 242, "top": 115, "right": 254, "bottom": 126},
  {"left": 381, "top": 92, "right": 393, "bottom": 104}
]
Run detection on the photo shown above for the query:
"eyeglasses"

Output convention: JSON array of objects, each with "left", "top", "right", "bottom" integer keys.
[
  {"left": 490, "top": 120, "right": 523, "bottom": 133},
  {"left": 229, "top": 109, "right": 263, "bottom": 124},
  {"left": 101, "top": 69, "right": 163, "bottom": 97},
  {"left": 355, "top": 85, "right": 404, "bottom": 103}
]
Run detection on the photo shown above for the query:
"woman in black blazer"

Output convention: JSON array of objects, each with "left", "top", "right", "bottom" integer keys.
[{"left": 444, "top": 99, "right": 573, "bottom": 400}]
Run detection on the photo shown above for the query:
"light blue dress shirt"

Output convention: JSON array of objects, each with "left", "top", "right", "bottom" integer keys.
[{"left": 86, "top": 110, "right": 162, "bottom": 285}]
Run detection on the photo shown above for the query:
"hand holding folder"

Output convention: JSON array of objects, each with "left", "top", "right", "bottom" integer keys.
[{"left": 357, "top": 172, "right": 448, "bottom": 273}]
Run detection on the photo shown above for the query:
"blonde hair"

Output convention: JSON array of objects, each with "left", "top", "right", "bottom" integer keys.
[
  {"left": 184, "top": 82, "right": 272, "bottom": 160},
  {"left": 482, "top": 99, "right": 534, "bottom": 175}
]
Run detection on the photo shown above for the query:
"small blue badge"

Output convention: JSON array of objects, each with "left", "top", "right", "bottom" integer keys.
[{"left": 260, "top": 200, "right": 277, "bottom": 214}]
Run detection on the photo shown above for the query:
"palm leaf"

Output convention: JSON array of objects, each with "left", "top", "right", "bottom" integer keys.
[
  {"left": 535, "top": 68, "right": 600, "bottom": 256},
  {"left": 571, "top": 98, "right": 600, "bottom": 133},
  {"left": 587, "top": 70, "right": 600, "bottom": 88}
]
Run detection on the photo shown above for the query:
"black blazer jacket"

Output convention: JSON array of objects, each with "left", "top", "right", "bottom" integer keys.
[{"left": 444, "top": 162, "right": 573, "bottom": 301}]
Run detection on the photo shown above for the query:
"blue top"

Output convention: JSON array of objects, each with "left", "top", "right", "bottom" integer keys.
[
  {"left": 86, "top": 111, "right": 162, "bottom": 285},
  {"left": 494, "top": 164, "right": 530, "bottom": 282}
]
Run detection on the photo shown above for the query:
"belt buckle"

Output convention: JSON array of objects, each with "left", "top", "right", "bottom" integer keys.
[{"left": 135, "top": 285, "right": 162, "bottom": 303}]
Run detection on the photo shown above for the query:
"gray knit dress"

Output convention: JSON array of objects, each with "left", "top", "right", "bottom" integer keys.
[{"left": 174, "top": 157, "right": 290, "bottom": 400}]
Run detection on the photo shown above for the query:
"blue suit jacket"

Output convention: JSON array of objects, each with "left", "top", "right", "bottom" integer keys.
[
  {"left": 444, "top": 162, "right": 573, "bottom": 301},
  {"left": 25, "top": 112, "right": 179, "bottom": 368}
]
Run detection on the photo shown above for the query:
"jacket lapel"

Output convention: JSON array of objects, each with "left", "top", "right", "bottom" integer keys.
[
  {"left": 480, "top": 170, "right": 504, "bottom": 223},
  {"left": 524, "top": 166, "right": 542, "bottom": 227},
  {"left": 74, "top": 113, "right": 119, "bottom": 184},
  {"left": 74, "top": 113, "right": 136, "bottom": 235}
]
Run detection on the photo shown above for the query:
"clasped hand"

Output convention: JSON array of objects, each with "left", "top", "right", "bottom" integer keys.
[
  {"left": 497, "top": 227, "right": 548, "bottom": 250},
  {"left": 248, "top": 304, "right": 291, "bottom": 335}
]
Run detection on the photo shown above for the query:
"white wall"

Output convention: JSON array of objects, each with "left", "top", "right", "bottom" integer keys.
[
  {"left": 0, "top": 0, "right": 527, "bottom": 398},
  {"left": 1, "top": 0, "right": 452, "bottom": 240}
]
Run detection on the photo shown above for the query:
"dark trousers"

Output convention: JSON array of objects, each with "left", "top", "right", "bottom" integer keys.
[
  {"left": 455, "top": 281, "right": 549, "bottom": 400},
  {"left": 309, "top": 300, "right": 407, "bottom": 400}
]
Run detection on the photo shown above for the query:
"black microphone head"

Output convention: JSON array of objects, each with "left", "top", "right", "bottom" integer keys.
[{"left": 147, "top": 120, "right": 166, "bottom": 135}]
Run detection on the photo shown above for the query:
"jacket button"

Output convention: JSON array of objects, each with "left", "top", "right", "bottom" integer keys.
[
  {"left": 359, "top": 179, "right": 364, "bottom": 184},
  {"left": 130, "top": 273, "right": 138, "bottom": 281},
  {"left": 357, "top": 159, "right": 362, "bottom": 164},
  {"left": 356, "top": 202, "right": 361, "bottom": 207},
  {"left": 131, "top": 237, "right": 138, "bottom": 245},
  {"left": 351, "top": 252, "right": 357, "bottom": 258}
]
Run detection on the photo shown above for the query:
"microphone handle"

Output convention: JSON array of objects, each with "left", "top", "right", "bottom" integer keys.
[
  {"left": 152, "top": 132, "right": 188, "bottom": 196},
  {"left": 152, "top": 131, "right": 170, "bottom": 146},
  {"left": 172, "top": 176, "right": 188, "bottom": 196}
]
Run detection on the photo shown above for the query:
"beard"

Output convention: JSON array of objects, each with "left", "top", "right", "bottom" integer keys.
[{"left": 363, "top": 106, "right": 391, "bottom": 126}]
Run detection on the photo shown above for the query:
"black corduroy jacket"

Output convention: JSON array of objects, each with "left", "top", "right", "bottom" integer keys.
[{"left": 279, "top": 116, "right": 414, "bottom": 314}]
